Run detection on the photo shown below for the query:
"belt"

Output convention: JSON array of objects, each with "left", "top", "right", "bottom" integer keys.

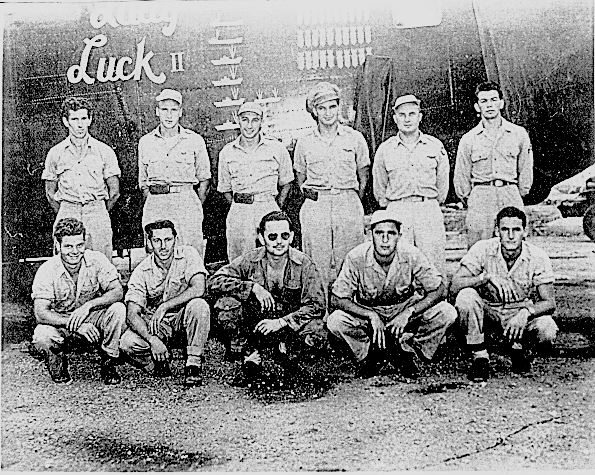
[
  {"left": 358, "top": 289, "right": 414, "bottom": 308},
  {"left": 475, "top": 179, "right": 514, "bottom": 188},
  {"left": 391, "top": 196, "right": 432, "bottom": 203},
  {"left": 233, "top": 192, "right": 275, "bottom": 204},
  {"left": 148, "top": 184, "right": 188, "bottom": 194},
  {"left": 61, "top": 199, "right": 105, "bottom": 207}
]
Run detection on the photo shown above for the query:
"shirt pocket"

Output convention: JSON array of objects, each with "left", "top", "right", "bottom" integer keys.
[
  {"left": 78, "top": 280, "right": 100, "bottom": 304},
  {"left": 417, "top": 154, "right": 438, "bottom": 183},
  {"left": 335, "top": 147, "right": 357, "bottom": 180},
  {"left": 470, "top": 147, "right": 491, "bottom": 174}
]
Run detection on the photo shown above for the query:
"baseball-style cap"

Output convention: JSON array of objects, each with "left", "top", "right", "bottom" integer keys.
[
  {"left": 306, "top": 82, "right": 341, "bottom": 114},
  {"left": 369, "top": 209, "right": 402, "bottom": 227},
  {"left": 155, "top": 89, "right": 183, "bottom": 104},
  {"left": 392, "top": 94, "right": 421, "bottom": 111},
  {"left": 237, "top": 101, "right": 264, "bottom": 116}
]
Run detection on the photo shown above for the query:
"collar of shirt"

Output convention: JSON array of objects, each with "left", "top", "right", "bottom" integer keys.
[
  {"left": 51, "top": 251, "right": 91, "bottom": 282},
  {"left": 393, "top": 131, "right": 430, "bottom": 148},
  {"left": 139, "top": 246, "right": 186, "bottom": 275},
  {"left": 151, "top": 125, "right": 191, "bottom": 140},
  {"left": 61, "top": 135, "right": 100, "bottom": 154},
  {"left": 362, "top": 241, "right": 408, "bottom": 278},
  {"left": 247, "top": 246, "right": 305, "bottom": 266},
  {"left": 485, "top": 238, "right": 530, "bottom": 272},
  {"left": 472, "top": 117, "right": 515, "bottom": 136},
  {"left": 230, "top": 134, "right": 269, "bottom": 153},
  {"left": 312, "top": 124, "right": 349, "bottom": 139}
]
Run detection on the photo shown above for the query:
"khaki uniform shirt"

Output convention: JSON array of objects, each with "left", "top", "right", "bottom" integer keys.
[
  {"left": 459, "top": 237, "right": 554, "bottom": 304},
  {"left": 31, "top": 250, "right": 120, "bottom": 313},
  {"left": 332, "top": 241, "right": 442, "bottom": 307},
  {"left": 454, "top": 118, "right": 533, "bottom": 199},
  {"left": 217, "top": 135, "right": 294, "bottom": 196},
  {"left": 125, "top": 245, "right": 207, "bottom": 311},
  {"left": 372, "top": 132, "right": 449, "bottom": 207},
  {"left": 209, "top": 247, "right": 325, "bottom": 331},
  {"left": 293, "top": 124, "right": 370, "bottom": 191},
  {"left": 138, "top": 126, "right": 211, "bottom": 191},
  {"left": 42, "top": 136, "right": 120, "bottom": 204}
]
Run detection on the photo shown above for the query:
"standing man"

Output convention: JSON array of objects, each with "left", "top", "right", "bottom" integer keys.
[
  {"left": 43, "top": 96, "right": 120, "bottom": 260},
  {"left": 138, "top": 89, "right": 211, "bottom": 257},
  {"left": 327, "top": 210, "right": 456, "bottom": 378},
  {"left": 120, "top": 220, "right": 211, "bottom": 387},
  {"left": 372, "top": 94, "right": 449, "bottom": 276},
  {"left": 294, "top": 82, "right": 370, "bottom": 292},
  {"left": 208, "top": 211, "right": 326, "bottom": 385},
  {"left": 451, "top": 206, "right": 557, "bottom": 381},
  {"left": 454, "top": 81, "right": 533, "bottom": 248},
  {"left": 31, "top": 218, "right": 125, "bottom": 384},
  {"left": 217, "top": 102, "right": 294, "bottom": 262}
]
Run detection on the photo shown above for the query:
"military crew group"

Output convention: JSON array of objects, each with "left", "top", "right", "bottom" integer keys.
[{"left": 33, "top": 81, "right": 557, "bottom": 387}]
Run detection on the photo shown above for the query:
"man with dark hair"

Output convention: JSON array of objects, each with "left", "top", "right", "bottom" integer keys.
[
  {"left": 451, "top": 206, "right": 558, "bottom": 381},
  {"left": 294, "top": 82, "right": 370, "bottom": 293},
  {"left": 31, "top": 218, "right": 125, "bottom": 384},
  {"left": 139, "top": 89, "right": 211, "bottom": 257},
  {"left": 327, "top": 210, "right": 456, "bottom": 378},
  {"left": 372, "top": 94, "right": 449, "bottom": 276},
  {"left": 217, "top": 102, "right": 294, "bottom": 262},
  {"left": 454, "top": 81, "right": 534, "bottom": 248},
  {"left": 120, "top": 220, "right": 211, "bottom": 387},
  {"left": 208, "top": 211, "right": 326, "bottom": 385},
  {"left": 43, "top": 96, "right": 121, "bottom": 260},
  {"left": 120, "top": 220, "right": 210, "bottom": 386}
]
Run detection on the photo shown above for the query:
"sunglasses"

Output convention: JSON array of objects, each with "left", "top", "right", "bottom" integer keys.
[{"left": 266, "top": 232, "right": 291, "bottom": 241}]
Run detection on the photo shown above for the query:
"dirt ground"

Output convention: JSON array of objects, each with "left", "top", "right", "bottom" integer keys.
[{"left": 2, "top": 233, "right": 594, "bottom": 471}]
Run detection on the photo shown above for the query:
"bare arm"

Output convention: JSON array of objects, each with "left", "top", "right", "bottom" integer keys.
[
  {"left": 126, "top": 301, "right": 153, "bottom": 343},
  {"left": 196, "top": 179, "right": 210, "bottom": 204},
  {"left": 530, "top": 283, "right": 556, "bottom": 317},
  {"left": 44, "top": 180, "right": 61, "bottom": 213},
  {"left": 276, "top": 182, "right": 292, "bottom": 208},
  {"left": 158, "top": 273, "right": 206, "bottom": 314},
  {"left": 450, "top": 265, "right": 487, "bottom": 296},
  {"left": 34, "top": 299, "right": 70, "bottom": 327},
  {"left": 222, "top": 191, "right": 233, "bottom": 205},
  {"left": 331, "top": 294, "right": 377, "bottom": 321},
  {"left": 356, "top": 165, "right": 370, "bottom": 202},
  {"left": 105, "top": 175, "right": 120, "bottom": 211}
]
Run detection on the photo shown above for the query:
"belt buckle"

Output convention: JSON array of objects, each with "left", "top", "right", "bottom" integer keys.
[
  {"left": 169, "top": 186, "right": 181, "bottom": 193},
  {"left": 493, "top": 179, "right": 505, "bottom": 187}
]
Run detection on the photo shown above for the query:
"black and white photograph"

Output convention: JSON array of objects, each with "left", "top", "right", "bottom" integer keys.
[{"left": 1, "top": 0, "right": 594, "bottom": 471}]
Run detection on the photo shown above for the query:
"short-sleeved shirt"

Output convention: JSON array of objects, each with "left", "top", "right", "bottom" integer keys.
[
  {"left": 125, "top": 245, "right": 207, "bottom": 311},
  {"left": 31, "top": 250, "right": 120, "bottom": 313},
  {"left": 459, "top": 237, "right": 554, "bottom": 303},
  {"left": 217, "top": 135, "right": 294, "bottom": 195},
  {"left": 208, "top": 246, "right": 325, "bottom": 331},
  {"left": 372, "top": 132, "right": 449, "bottom": 207},
  {"left": 293, "top": 124, "right": 370, "bottom": 191},
  {"left": 332, "top": 241, "right": 442, "bottom": 307},
  {"left": 454, "top": 118, "right": 533, "bottom": 199},
  {"left": 42, "top": 136, "right": 121, "bottom": 204},
  {"left": 138, "top": 125, "right": 211, "bottom": 191}
]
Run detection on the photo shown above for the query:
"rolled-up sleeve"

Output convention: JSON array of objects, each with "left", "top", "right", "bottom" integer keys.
[
  {"left": 194, "top": 135, "right": 212, "bottom": 182},
  {"left": 411, "top": 251, "right": 442, "bottom": 292},
  {"left": 41, "top": 147, "right": 59, "bottom": 182},
  {"left": 125, "top": 268, "right": 148, "bottom": 308},
  {"left": 95, "top": 254, "right": 121, "bottom": 290},
  {"left": 459, "top": 241, "right": 487, "bottom": 276},
  {"left": 454, "top": 134, "right": 472, "bottom": 200},
  {"left": 354, "top": 131, "right": 371, "bottom": 169},
  {"left": 31, "top": 262, "right": 56, "bottom": 301},
  {"left": 102, "top": 145, "right": 121, "bottom": 178},
  {"left": 331, "top": 253, "right": 359, "bottom": 300},
  {"left": 277, "top": 144, "right": 294, "bottom": 187},
  {"left": 436, "top": 145, "right": 450, "bottom": 204},
  {"left": 533, "top": 250, "right": 555, "bottom": 286},
  {"left": 293, "top": 139, "right": 307, "bottom": 175},
  {"left": 517, "top": 129, "right": 533, "bottom": 197},
  {"left": 372, "top": 144, "right": 389, "bottom": 207}
]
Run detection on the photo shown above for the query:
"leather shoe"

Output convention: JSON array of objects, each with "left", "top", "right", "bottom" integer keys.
[
  {"left": 468, "top": 357, "right": 490, "bottom": 382},
  {"left": 153, "top": 360, "right": 173, "bottom": 378},
  {"left": 510, "top": 348, "right": 533, "bottom": 374},
  {"left": 45, "top": 350, "right": 71, "bottom": 383},
  {"left": 184, "top": 364, "right": 203, "bottom": 387},
  {"left": 101, "top": 356, "right": 121, "bottom": 385}
]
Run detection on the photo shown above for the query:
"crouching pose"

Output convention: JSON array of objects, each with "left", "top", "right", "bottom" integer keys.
[
  {"left": 452, "top": 206, "right": 558, "bottom": 381},
  {"left": 120, "top": 220, "right": 210, "bottom": 387},
  {"left": 208, "top": 211, "right": 326, "bottom": 385},
  {"left": 327, "top": 210, "right": 456, "bottom": 378},
  {"left": 31, "top": 218, "right": 125, "bottom": 384}
]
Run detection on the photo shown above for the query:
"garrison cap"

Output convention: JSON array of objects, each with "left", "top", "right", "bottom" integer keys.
[
  {"left": 237, "top": 101, "right": 264, "bottom": 117},
  {"left": 392, "top": 94, "right": 421, "bottom": 111},
  {"left": 306, "top": 82, "right": 340, "bottom": 114},
  {"left": 156, "top": 89, "right": 183, "bottom": 104}
]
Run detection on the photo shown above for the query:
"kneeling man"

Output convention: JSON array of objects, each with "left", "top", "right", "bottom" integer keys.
[
  {"left": 32, "top": 218, "right": 125, "bottom": 384},
  {"left": 121, "top": 220, "right": 210, "bottom": 387},
  {"left": 208, "top": 211, "right": 326, "bottom": 383},
  {"left": 327, "top": 210, "right": 456, "bottom": 378},
  {"left": 451, "top": 206, "right": 558, "bottom": 381}
]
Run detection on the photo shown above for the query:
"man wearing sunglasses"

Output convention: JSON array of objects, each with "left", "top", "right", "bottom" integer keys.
[
  {"left": 327, "top": 210, "right": 456, "bottom": 378},
  {"left": 208, "top": 211, "right": 326, "bottom": 386}
]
